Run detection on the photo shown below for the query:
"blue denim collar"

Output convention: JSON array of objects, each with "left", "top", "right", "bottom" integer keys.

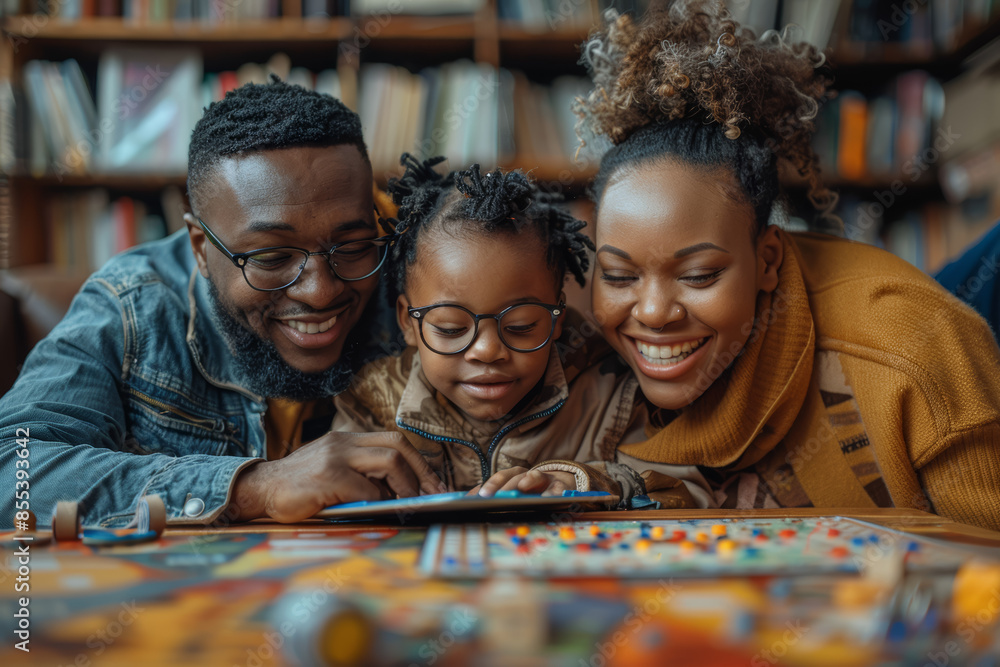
[{"left": 185, "top": 268, "right": 264, "bottom": 404}]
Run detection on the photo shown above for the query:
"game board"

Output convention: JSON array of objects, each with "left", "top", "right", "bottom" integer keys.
[
  {"left": 421, "top": 516, "right": 993, "bottom": 578},
  {"left": 315, "top": 489, "right": 617, "bottom": 519},
  {"left": 4, "top": 510, "right": 999, "bottom": 667}
]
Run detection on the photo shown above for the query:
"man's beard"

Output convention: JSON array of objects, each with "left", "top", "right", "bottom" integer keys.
[{"left": 206, "top": 281, "right": 359, "bottom": 401}]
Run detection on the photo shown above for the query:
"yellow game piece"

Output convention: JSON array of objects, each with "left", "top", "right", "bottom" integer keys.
[
  {"left": 717, "top": 539, "right": 736, "bottom": 556},
  {"left": 589, "top": 525, "right": 601, "bottom": 537},
  {"left": 695, "top": 532, "right": 710, "bottom": 543},
  {"left": 954, "top": 561, "right": 1000, "bottom": 621},
  {"left": 635, "top": 539, "right": 652, "bottom": 553},
  {"left": 319, "top": 608, "right": 373, "bottom": 666},
  {"left": 650, "top": 526, "right": 665, "bottom": 540},
  {"left": 679, "top": 540, "right": 696, "bottom": 554},
  {"left": 711, "top": 524, "right": 727, "bottom": 536},
  {"left": 559, "top": 527, "right": 576, "bottom": 541},
  {"left": 516, "top": 525, "right": 530, "bottom": 538}
]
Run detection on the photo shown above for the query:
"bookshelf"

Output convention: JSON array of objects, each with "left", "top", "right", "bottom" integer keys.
[{"left": 1, "top": 0, "right": 999, "bottom": 275}]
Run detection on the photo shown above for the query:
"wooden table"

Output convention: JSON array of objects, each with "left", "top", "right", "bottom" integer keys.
[{"left": 3, "top": 508, "right": 999, "bottom": 667}]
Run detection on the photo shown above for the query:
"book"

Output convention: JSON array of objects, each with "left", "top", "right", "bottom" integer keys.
[
  {"left": 836, "top": 91, "right": 868, "bottom": 181},
  {"left": 96, "top": 48, "right": 203, "bottom": 174}
]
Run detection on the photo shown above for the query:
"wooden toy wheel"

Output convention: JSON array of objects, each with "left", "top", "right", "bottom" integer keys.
[
  {"left": 15, "top": 510, "right": 37, "bottom": 533},
  {"left": 52, "top": 501, "right": 81, "bottom": 542},
  {"left": 142, "top": 495, "right": 167, "bottom": 536}
]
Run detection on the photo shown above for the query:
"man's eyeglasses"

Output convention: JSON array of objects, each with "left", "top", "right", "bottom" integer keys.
[
  {"left": 197, "top": 217, "right": 396, "bottom": 292},
  {"left": 408, "top": 301, "right": 565, "bottom": 355}
]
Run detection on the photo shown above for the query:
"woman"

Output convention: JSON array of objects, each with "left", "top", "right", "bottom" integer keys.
[{"left": 577, "top": 1, "right": 1000, "bottom": 529}]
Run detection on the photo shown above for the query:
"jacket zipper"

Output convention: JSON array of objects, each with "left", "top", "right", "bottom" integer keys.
[
  {"left": 397, "top": 396, "right": 567, "bottom": 485},
  {"left": 396, "top": 420, "right": 490, "bottom": 481},
  {"left": 485, "top": 398, "right": 567, "bottom": 479},
  {"left": 128, "top": 387, "right": 228, "bottom": 434}
]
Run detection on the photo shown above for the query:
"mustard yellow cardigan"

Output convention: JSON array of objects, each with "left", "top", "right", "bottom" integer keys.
[{"left": 621, "top": 230, "right": 1000, "bottom": 529}]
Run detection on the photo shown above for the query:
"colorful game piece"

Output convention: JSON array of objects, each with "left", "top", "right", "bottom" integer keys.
[
  {"left": 423, "top": 517, "right": 980, "bottom": 579},
  {"left": 711, "top": 524, "right": 727, "bottom": 536},
  {"left": 516, "top": 525, "right": 530, "bottom": 537}
]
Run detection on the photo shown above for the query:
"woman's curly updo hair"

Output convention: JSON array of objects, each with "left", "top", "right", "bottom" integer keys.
[
  {"left": 575, "top": 0, "right": 838, "bottom": 233},
  {"left": 383, "top": 153, "right": 596, "bottom": 297}
]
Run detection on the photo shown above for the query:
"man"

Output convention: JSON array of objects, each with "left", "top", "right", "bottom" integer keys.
[{"left": 0, "top": 79, "right": 441, "bottom": 529}]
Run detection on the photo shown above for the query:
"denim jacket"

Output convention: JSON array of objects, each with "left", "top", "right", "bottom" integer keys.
[{"left": 1, "top": 231, "right": 275, "bottom": 528}]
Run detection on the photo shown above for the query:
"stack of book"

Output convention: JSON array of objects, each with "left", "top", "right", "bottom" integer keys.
[
  {"left": 358, "top": 62, "right": 595, "bottom": 179},
  {"left": 46, "top": 188, "right": 184, "bottom": 271},
  {"left": 724, "top": 0, "right": 842, "bottom": 48},
  {"left": 813, "top": 71, "right": 946, "bottom": 184},
  {"left": 844, "top": 0, "right": 997, "bottom": 52}
]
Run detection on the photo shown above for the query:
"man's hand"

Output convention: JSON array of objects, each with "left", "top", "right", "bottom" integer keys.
[
  {"left": 471, "top": 467, "right": 577, "bottom": 498},
  {"left": 228, "top": 432, "right": 445, "bottom": 523}
]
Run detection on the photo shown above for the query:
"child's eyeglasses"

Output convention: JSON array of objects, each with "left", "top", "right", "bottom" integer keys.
[{"left": 408, "top": 301, "right": 565, "bottom": 355}]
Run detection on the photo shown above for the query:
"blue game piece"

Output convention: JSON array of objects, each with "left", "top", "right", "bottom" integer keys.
[
  {"left": 906, "top": 541, "right": 920, "bottom": 552},
  {"left": 851, "top": 536, "right": 865, "bottom": 547},
  {"left": 751, "top": 528, "right": 762, "bottom": 537},
  {"left": 868, "top": 534, "right": 880, "bottom": 543},
  {"left": 494, "top": 490, "right": 523, "bottom": 498},
  {"left": 619, "top": 543, "right": 630, "bottom": 550},
  {"left": 887, "top": 620, "right": 908, "bottom": 642},
  {"left": 444, "top": 556, "right": 456, "bottom": 566},
  {"left": 743, "top": 548, "right": 759, "bottom": 558}
]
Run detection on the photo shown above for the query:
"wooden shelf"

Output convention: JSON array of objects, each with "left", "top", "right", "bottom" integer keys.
[
  {"left": 369, "top": 15, "right": 476, "bottom": 41},
  {"left": 498, "top": 22, "right": 590, "bottom": 44},
  {"left": 828, "top": 14, "right": 1000, "bottom": 70},
  {"left": 2, "top": 16, "right": 352, "bottom": 42},
  {"left": 7, "top": 173, "right": 188, "bottom": 189}
]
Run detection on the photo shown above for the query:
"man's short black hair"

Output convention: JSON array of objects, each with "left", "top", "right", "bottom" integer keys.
[{"left": 187, "top": 77, "right": 369, "bottom": 214}]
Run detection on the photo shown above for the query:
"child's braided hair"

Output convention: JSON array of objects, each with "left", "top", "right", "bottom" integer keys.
[
  {"left": 576, "top": 0, "right": 838, "bottom": 232},
  {"left": 384, "top": 153, "right": 595, "bottom": 296}
]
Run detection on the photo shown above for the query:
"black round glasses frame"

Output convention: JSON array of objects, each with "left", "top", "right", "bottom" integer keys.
[
  {"left": 197, "top": 216, "right": 397, "bottom": 292},
  {"left": 407, "top": 301, "right": 566, "bottom": 355}
]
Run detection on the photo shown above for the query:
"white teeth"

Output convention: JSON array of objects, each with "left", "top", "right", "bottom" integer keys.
[
  {"left": 286, "top": 314, "right": 338, "bottom": 335},
  {"left": 637, "top": 338, "right": 705, "bottom": 365}
]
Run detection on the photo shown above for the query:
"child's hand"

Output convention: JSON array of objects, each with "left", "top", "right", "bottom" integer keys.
[{"left": 474, "top": 467, "right": 577, "bottom": 498}]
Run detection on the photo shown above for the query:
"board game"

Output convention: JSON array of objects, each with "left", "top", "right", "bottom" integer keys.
[
  {"left": 421, "top": 516, "right": 994, "bottom": 578},
  {"left": 4, "top": 510, "right": 999, "bottom": 667}
]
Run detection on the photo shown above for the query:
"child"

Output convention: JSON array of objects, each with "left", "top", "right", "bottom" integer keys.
[
  {"left": 575, "top": 1, "right": 1000, "bottom": 527},
  {"left": 331, "top": 154, "right": 714, "bottom": 508}
]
